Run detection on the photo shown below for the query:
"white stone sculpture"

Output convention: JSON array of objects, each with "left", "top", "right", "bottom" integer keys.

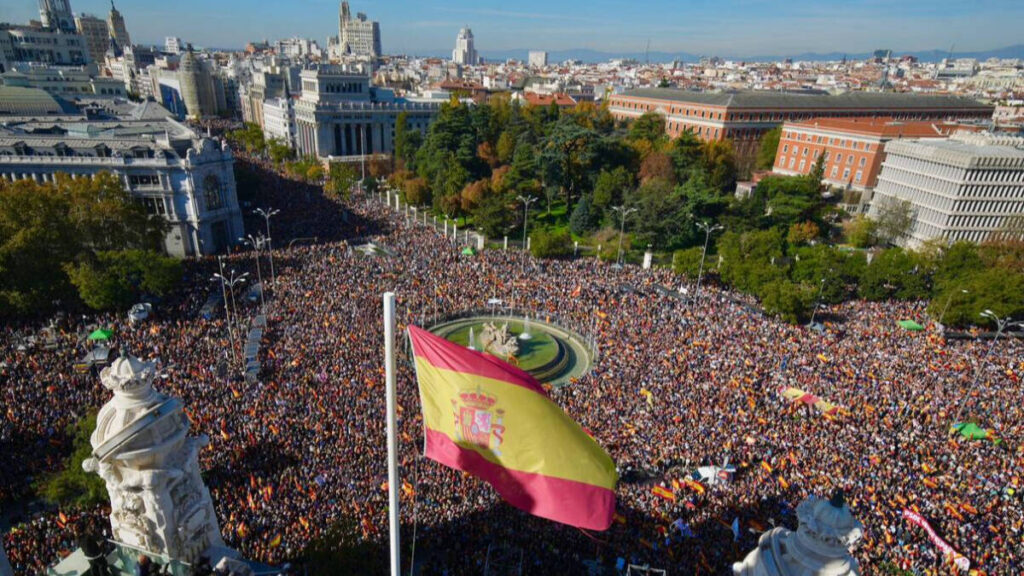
[
  {"left": 83, "top": 356, "right": 224, "bottom": 564},
  {"left": 733, "top": 491, "right": 864, "bottom": 576},
  {"left": 478, "top": 322, "right": 519, "bottom": 359}
]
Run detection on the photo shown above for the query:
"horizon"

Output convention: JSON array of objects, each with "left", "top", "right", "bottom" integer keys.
[{"left": 2, "top": 0, "right": 1022, "bottom": 59}]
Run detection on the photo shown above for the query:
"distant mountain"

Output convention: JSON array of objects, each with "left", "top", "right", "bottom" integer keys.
[{"left": 430, "top": 44, "right": 1024, "bottom": 64}]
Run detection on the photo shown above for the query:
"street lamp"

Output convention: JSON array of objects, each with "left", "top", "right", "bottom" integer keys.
[
  {"left": 808, "top": 277, "right": 827, "bottom": 327},
  {"left": 955, "top": 310, "right": 1023, "bottom": 426},
  {"left": 938, "top": 289, "right": 969, "bottom": 327},
  {"left": 693, "top": 221, "right": 723, "bottom": 302},
  {"left": 253, "top": 207, "right": 280, "bottom": 284},
  {"left": 611, "top": 205, "right": 638, "bottom": 266},
  {"left": 240, "top": 234, "right": 267, "bottom": 312},
  {"left": 517, "top": 195, "right": 537, "bottom": 250}
]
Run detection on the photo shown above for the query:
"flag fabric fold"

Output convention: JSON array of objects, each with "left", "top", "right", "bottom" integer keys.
[{"left": 408, "top": 325, "right": 617, "bottom": 531}]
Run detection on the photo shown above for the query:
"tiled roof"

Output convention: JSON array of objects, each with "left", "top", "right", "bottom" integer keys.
[{"left": 616, "top": 88, "right": 992, "bottom": 111}]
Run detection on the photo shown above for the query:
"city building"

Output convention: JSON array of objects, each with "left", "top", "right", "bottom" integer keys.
[
  {"left": 333, "top": 1, "right": 381, "bottom": 58},
  {"left": 772, "top": 117, "right": 968, "bottom": 192},
  {"left": 73, "top": 13, "right": 109, "bottom": 63},
  {"left": 528, "top": 50, "right": 548, "bottom": 68},
  {"left": 608, "top": 89, "right": 994, "bottom": 167},
  {"left": 176, "top": 49, "right": 227, "bottom": 119},
  {"left": 1, "top": 63, "right": 126, "bottom": 98},
  {"left": 452, "top": 26, "right": 478, "bottom": 66},
  {"left": 0, "top": 22, "right": 90, "bottom": 66},
  {"left": 165, "top": 36, "right": 183, "bottom": 54},
  {"left": 106, "top": 1, "right": 131, "bottom": 50},
  {"left": 38, "top": 0, "right": 76, "bottom": 34},
  {"left": 868, "top": 132, "right": 1024, "bottom": 247},
  {"left": 262, "top": 96, "right": 296, "bottom": 148},
  {"left": 293, "top": 64, "right": 439, "bottom": 159},
  {"left": 0, "top": 97, "right": 244, "bottom": 257}
]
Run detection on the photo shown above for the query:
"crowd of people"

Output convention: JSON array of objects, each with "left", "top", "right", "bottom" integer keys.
[{"left": 2, "top": 157, "right": 1021, "bottom": 575}]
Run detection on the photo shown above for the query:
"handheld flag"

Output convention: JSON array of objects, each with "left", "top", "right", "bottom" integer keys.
[{"left": 408, "top": 325, "right": 617, "bottom": 531}]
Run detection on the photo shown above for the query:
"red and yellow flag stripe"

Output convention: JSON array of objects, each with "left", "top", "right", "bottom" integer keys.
[{"left": 408, "top": 325, "right": 617, "bottom": 531}]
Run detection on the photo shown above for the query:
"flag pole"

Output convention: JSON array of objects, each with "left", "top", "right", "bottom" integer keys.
[{"left": 384, "top": 292, "right": 401, "bottom": 576}]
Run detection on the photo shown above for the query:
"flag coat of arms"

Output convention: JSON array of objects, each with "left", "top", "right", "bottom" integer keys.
[{"left": 408, "top": 325, "right": 617, "bottom": 530}]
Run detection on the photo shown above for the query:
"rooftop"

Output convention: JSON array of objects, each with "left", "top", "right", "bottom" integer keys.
[
  {"left": 786, "top": 117, "right": 971, "bottom": 139},
  {"left": 617, "top": 89, "right": 993, "bottom": 111}
]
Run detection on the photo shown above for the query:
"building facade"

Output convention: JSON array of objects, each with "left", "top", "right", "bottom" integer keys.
[
  {"left": 528, "top": 50, "right": 547, "bottom": 68},
  {"left": 262, "top": 96, "right": 295, "bottom": 147},
  {"left": 293, "top": 65, "right": 438, "bottom": 159},
  {"left": 74, "top": 14, "right": 109, "bottom": 63},
  {"left": 0, "top": 113, "right": 244, "bottom": 257},
  {"left": 609, "top": 89, "right": 994, "bottom": 165},
  {"left": 38, "top": 0, "right": 76, "bottom": 34},
  {"left": 0, "top": 23, "right": 90, "bottom": 66},
  {"left": 1, "top": 64, "right": 126, "bottom": 98},
  {"left": 868, "top": 132, "right": 1024, "bottom": 247},
  {"left": 107, "top": 1, "right": 131, "bottom": 50},
  {"left": 773, "top": 117, "right": 967, "bottom": 192},
  {"left": 452, "top": 27, "right": 478, "bottom": 66},
  {"left": 336, "top": 1, "right": 381, "bottom": 58}
]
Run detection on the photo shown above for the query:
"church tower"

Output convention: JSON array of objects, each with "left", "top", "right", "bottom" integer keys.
[{"left": 108, "top": 1, "right": 132, "bottom": 50}]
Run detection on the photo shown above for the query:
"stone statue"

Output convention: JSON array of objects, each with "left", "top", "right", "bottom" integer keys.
[
  {"left": 478, "top": 322, "right": 519, "bottom": 359},
  {"left": 83, "top": 356, "right": 225, "bottom": 565},
  {"left": 733, "top": 490, "right": 864, "bottom": 576}
]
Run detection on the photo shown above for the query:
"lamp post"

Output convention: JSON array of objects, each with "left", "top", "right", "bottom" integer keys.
[
  {"left": 938, "top": 289, "right": 969, "bottom": 327},
  {"left": 254, "top": 207, "right": 280, "bottom": 285},
  {"left": 694, "top": 221, "right": 723, "bottom": 302},
  {"left": 240, "top": 234, "right": 267, "bottom": 313},
  {"left": 808, "top": 277, "right": 827, "bottom": 327},
  {"left": 517, "top": 195, "right": 537, "bottom": 250},
  {"left": 610, "top": 205, "right": 637, "bottom": 267}
]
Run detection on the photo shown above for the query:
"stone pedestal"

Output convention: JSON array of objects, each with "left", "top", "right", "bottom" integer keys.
[
  {"left": 83, "top": 356, "right": 224, "bottom": 565},
  {"left": 733, "top": 491, "right": 863, "bottom": 576}
]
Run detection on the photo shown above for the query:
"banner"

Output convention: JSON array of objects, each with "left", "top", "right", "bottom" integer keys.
[{"left": 901, "top": 509, "right": 970, "bottom": 571}]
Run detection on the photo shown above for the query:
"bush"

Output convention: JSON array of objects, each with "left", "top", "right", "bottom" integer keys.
[
  {"left": 759, "top": 280, "right": 814, "bottom": 324},
  {"left": 672, "top": 246, "right": 705, "bottom": 278},
  {"left": 530, "top": 229, "right": 573, "bottom": 259}
]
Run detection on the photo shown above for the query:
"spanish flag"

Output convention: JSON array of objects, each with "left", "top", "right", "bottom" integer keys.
[{"left": 408, "top": 325, "right": 617, "bottom": 531}]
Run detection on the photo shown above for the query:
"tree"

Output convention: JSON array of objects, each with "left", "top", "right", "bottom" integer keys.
[
  {"left": 266, "top": 138, "right": 294, "bottom": 165},
  {"left": 758, "top": 174, "right": 824, "bottom": 230},
  {"left": 672, "top": 247, "right": 704, "bottom": 278},
  {"left": 628, "top": 112, "right": 667, "bottom": 146},
  {"left": 790, "top": 245, "right": 866, "bottom": 304},
  {"left": 759, "top": 280, "right": 814, "bottom": 324},
  {"left": 669, "top": 131, "right": 703, "bottom": 180},
  {"left": 325, "top": 163, "right": 359, "bottom": 200},
  {"left": 460, "top": 178, "right": 491, "bottom": 213},
  {"left": 929, "top": 267, "right": 1024, "bottom": 328},
  {"left": 639, "top": 152, "right": 675, "bottom": 184},
  {"left": 859, "top": 248, "right": 932, "bottom": 301},
  {"left": 626, "top": 179, "right": 692, "bottom": 251},
  {"left": 569, "top": 194, "right": 600, "bottom": 236},
  {"left": 37, "top": 410, "right": 108, "bottom": 506},
  {"left": 702, "top": 139, "right": 737, "bottom": 192},
  {"left": 539, "top": 116, "right": 597, "bottom": 211},
  {"left": 496, "top": 131, "right": 517, "bottom": 164},
  {"left": 844, "top": 214, "right": 877, "bottom": 248},
  {"left": 65, "top": 250, "right": 182, "bottom": 311},
  {"left": 717, "top": 228, "right": 787, "bottom": 294},
  {"left": 403, "top": 177, "right": 431, "bottom": 207},
  {"left": 592, "top": 167, "right": 634, "bottom": 214},
  {"left": 756, "top": 127, "right": 782, "bottom": 170},
  {"left": 872, "top": 197, "right": 915, "bottom": 245},
  {"left": 787, "top": 221, "right": 820, "bottom": 246},
  {"left": 530, "top": 229, "right": 573, "bottom": 259},
  {"left": 472, "top": 191, "right": 518, "bottom": 238}
]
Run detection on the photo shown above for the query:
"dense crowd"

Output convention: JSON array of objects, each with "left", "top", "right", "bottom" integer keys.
[{"left": 2, "top": 159, "right": 1022, "bottom": 575}]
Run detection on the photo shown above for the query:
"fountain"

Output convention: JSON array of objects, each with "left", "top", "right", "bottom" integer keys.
[
  {"left": 519, "top": 315, "right": 533, "bottom": 340},
  {"left": 467, "top": 327, "right": 476, "bottom": 350}
]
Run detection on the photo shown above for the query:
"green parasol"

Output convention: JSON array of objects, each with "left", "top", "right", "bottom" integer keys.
[
  {"left": 898, "top": 320, "right": 924, "bottom": 331},
  {"left": 88, "top": 328, "right": 114, "bottom": 341}
]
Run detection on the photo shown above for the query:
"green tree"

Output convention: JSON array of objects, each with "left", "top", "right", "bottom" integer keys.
[
  {"left": 702, "top": 139, "right": 737, "bottom": 192},
  {"left": 669, "top": 131, "right": 703, "bottom": 181},
  {"left": 759, "top": 280, "right": 815, "bottom": 324},
  {"left": 790, "top": 245, "right": 866, "bottom": 304},
  {"left": 845, "top": 214, "right": 877, "bottom": 248},
  {"left": 266, "top": 138, "right": 294, "bottom": 165},
  {"left": 473, "top": 191, "right": 518, "bottom": 238},
  {"left": 717, "top": 228, "right": 787, "bottom": 294},
  {"left": 65, "top": 250, "right": 182, "bottom": 311},
  {"left": 872, "top": 197, "right": 915, "bottom": 245},
  {"left": 37, "top": 410, "right": 108, "bottom": 506},
  {"left": 325, "top": 163, "right": 359, "bottom": 200},
  {"left": 787, "top": 221, "right": 820, "bottom": 246},
  {"left": 569, "top": 194, "right": 601, "bottom": 236},
  {"left": 403, "top": 177, "right": 431, "bottom": 207},
  {"left": 530, "top": 228, "right": 573, "bottom": 259},
  {"left": 628, "top": 112, "right": 667, "bottom": 145},
  {"left": 756, "top": 127, "right": 782, "bottom": 171},
  {"left": 592, "top": 167, "right": 634, "bottom": 214},
  {"left": 539, "top": 116, "right": 597, "bottom": 211},
  {"left": 672, "top": 246, "right": 705, "bottom": 278},
  {"left": 859, "top": 248, "right": 932, "bottom": 301}
]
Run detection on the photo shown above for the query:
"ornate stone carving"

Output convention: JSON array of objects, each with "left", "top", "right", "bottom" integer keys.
[
  {"left": 733, "top": 490, "right": 863, "bottom": 576},
  {"left": 83, "top": 356, "right": 224, "bottom": 564},
  {"left": 478, "top": 322, "right": 519, "bottom": 359}
]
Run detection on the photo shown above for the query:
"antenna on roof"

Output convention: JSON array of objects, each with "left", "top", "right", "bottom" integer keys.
[
  {"left": 645, "top": 38, "right": 651, "bottom": 65},
  {"left": 947, "top": 43, "right": 955, "bottom": 61}
]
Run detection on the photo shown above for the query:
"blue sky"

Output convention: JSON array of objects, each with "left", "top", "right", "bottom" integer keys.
[{"left": 2, "top": 0, "right": 1021, "bottom": 56}]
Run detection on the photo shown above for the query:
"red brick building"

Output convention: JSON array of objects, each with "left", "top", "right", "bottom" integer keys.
[
  {"left": 773, "top": 117, "right": 970, "bottom": 191},
  {"left": 608, "top": 89, "right": 993, "bottom": 167}
]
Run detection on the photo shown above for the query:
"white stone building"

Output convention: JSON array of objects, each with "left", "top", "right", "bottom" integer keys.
[
  {"left": 528, "top": 50, "right": 548, "bottom": 68},
  {"left": 74, "top": 14, "right": 109, "bottom": 63},
  {"left": 0, "top": 107, "right": 244, "bottom": 257},
  {"left": 332, "top": 1, "right": 381, "bottom": 59},
  {"left": 262, "top": 96, "right": 296, "bottom": 148},
  {"left": 293, "top": 65, "right": 438, "bottom": 159},
  {"left": 165, "top": 37, "right": 183, "bottom": 55},
  {"left": 452, "top": 26, "right": 478, "bottom": 66},
  {"left": 869, "top": 132, "right": 1024, "bottom": 247}
]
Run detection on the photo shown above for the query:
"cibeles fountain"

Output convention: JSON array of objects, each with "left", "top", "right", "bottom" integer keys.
[
  {"left": 733, "top": 491, "right": 864, "bottom": 576},
  {"left": 81, "top": 355, "right": 252, "bottom": 573}
]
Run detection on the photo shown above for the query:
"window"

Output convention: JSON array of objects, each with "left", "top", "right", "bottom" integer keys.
[
  {"left": 855, "top": 170, "right": 863, "bottom": 183},
  {"left": 836, "top": 153, "right": 843, "bottom": 163},
  {"left": 860, "top": 157, "right": 866, "bottom": 167},
  {"left": 843, "top": 168, "right": 850, "bottom": 180},
  {"left": 203, "top": 174, "right": 225, "bottom": 210},
  {"left": 782, "top": 144, "right": 788, "bottom": 154}
]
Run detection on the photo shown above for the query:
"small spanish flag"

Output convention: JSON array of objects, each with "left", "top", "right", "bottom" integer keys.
[
  {"left": 57, "top": 511, "right": 68, "bottom": 528},
  {"left": 761, "top": 461, "right": 773, "bottom": 474},
  {"left": 269, "top": 533, "right": 282, "bottom": 548},
  {"left": 652, "top": 485, "right": 676, "bottom": 502},
  {"left": 401, "top": 481, "right": 415, "bottom": 497}
]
